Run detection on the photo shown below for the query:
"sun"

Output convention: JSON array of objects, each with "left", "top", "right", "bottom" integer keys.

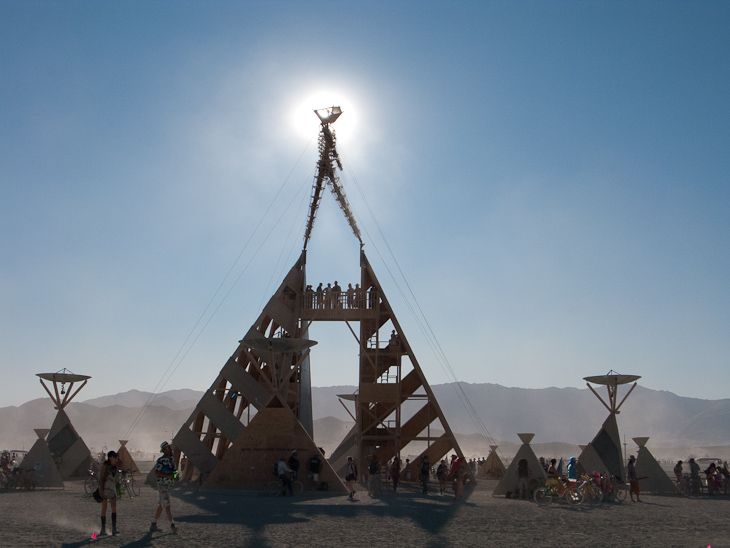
[{"left": 291, "top": 90, "right": 358, "bottom": 141}]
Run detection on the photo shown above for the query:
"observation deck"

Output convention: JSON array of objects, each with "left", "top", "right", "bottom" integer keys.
[{"left": 299, "top": 289, "right": 380, "bottom": 321}]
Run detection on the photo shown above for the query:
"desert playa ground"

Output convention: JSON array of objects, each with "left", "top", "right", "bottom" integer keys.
[{"left": 1, "top": 478, "right": 728, "bottom": 548}]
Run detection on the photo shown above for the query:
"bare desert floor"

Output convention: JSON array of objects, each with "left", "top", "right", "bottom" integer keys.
[{"left": 0, "top": 479, "right": 728, "bottom": 548}]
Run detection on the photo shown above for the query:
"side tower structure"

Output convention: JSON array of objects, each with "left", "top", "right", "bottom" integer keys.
[
  {"left": 578, "top": 371, "right": 640, "bottom": 480},
  {"left": 36, "top": 369, "right": 93, "bottom": 479}
]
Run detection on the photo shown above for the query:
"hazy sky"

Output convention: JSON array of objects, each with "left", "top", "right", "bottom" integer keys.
[{"left": 2, "top": 1, "right": 729, "bottom": 409}]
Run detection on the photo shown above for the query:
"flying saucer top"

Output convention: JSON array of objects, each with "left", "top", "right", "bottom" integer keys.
[
  {"left": 584, "top": 374, "right": 641, "bottom": 385},
  {"left": 36, "top": 372, "right": 91, "bottom": 383}
]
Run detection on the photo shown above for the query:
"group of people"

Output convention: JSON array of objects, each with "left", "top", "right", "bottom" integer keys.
[
  {"left": 95, "top": 440, "right": 178, "bottom": 537},
  {"left": 674, "top": 458, "right": 730, "bottom": 495},
  {"left": 274, "top": 448, "right": 326, "bottom": 496},
  {"left": 362, "top": 453, "right": 468, "bottom": 500},
  {"left": 304, "top": 282, "right": 376, "bottom": 310}
]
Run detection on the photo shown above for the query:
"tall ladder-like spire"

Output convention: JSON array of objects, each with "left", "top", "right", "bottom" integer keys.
[{"left": 303, "top": 106, "right": 361, "bottom": 249}]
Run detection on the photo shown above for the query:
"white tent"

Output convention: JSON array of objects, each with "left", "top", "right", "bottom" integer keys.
[
  {"left": 493, "top": 434, "right": 546, "bottom": 497},
  {"left": 19, "top": 429, "right": 65, "bottom": 489},
  {"left": 633, "top": 437, "right": 677, "bottom": 494}
]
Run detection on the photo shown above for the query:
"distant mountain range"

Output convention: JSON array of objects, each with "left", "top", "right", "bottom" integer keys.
[{"left": 2, "top": 383, "right": 728, "bottom": 461}]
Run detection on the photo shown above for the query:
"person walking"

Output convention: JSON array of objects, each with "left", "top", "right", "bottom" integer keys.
[
  {"left": 516, "top": 458, "right": 531, "bottom": 500},
  {"left": 150, "top": 441, "right": 178, "bottom": 534},
  {"left": 390, "top": 456, "right": 401, "bottom": 492},
  {"left": 98, "top": 451, "right": 119, "bottom": 536},
  {"left": 367, "top": 455, "right": 381, "bottom": 496},
  {"left": 308, "top": 451, "right": 322, "bottom": 491},
  {"left": 627, "top": 455, "right": 642, "bottom": 502},
  {"left": 437, "top": 459, "right": 448, "bottom": 495},
  {"left": 345, "top": 456, "right": 358, "bottom": 499},
  {"left": 420, "top": 456, "right": 431, "bottom": 495}
]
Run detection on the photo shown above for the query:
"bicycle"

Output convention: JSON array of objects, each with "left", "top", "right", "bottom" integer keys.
[
  {"left": 120, "top": 470, "right": 141, "bottom": 498},
  {"left": 267, "top": 475, "right": 304, "bottom": 496},
  {"left": 7, "top": 468, "right": 37, "bottom": 490},
  {"left": 534, "top": 481, "right": 583, "bottom": 506},
  {"left": 84, "top": 469, "right": 97, "bottom": 495},
  {"left": 577, "top": 474, "right": 603, "bottom": 504}
]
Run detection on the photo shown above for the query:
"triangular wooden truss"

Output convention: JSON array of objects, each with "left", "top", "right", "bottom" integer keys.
[
  {"left": 171, "top": 247, "right": 469, "bottom": 488},
  {"left": 170, "top": 107, "right": 469, "bottom": 489}
]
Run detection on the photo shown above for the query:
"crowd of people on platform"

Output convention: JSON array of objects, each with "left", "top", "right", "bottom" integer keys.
[{"left": 304, "top": 282, "right": 377, "bottom": 310}]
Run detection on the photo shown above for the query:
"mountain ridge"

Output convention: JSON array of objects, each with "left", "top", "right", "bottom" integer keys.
[{"left": 2, "top": 383, "right": 728, "bottom": 459}]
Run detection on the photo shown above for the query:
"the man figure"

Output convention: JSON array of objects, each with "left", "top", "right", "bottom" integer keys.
[{"left": 150, "top": 441, "right": 177, "bottom": 534}]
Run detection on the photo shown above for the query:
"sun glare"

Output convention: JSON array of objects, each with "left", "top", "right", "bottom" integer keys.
[{"left": 292, "top": 91, "right": 358, "bottom": 141}]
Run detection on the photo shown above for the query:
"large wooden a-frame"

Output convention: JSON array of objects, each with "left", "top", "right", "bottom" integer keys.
[{"left": 171, "top": 106, "right": 468, "bottom": 488}]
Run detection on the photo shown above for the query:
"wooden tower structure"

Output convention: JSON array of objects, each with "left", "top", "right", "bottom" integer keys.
[
  {"left": 578, "top": 371, "right": 640, "bottom": 480},
  {"left": 36, "top": 369, "right": 93, "bottom": 479},
  {"left": 171, "top": 106, "right": 469, "bottom": 489}
]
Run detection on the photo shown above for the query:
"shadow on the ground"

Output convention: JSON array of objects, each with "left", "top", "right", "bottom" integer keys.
[
  {"left": 164, "top": 481, "right": 479, "bottom": 548},
  {"left": 61, "top": 531, "right": 172, "bottom": 548}
]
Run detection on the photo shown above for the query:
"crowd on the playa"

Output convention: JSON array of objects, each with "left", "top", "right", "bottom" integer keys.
[{"left": 672, "top": 458, "right": 730, "bottom": 495}]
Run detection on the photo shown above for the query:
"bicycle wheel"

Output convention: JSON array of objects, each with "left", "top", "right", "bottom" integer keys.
[
  {"left": 534, "top": 487, "right": 552, "bottom": 506},
  {"left": 564, "top": 487, "right": 583, "bottom": 505},
  {"left": 292, "top": 481, "right": 304, "bottom": 496},
  {"left": 84, "top": 475, "right": 95, "bottom": 495},
  {"left": 267, "top": 480, "right": 283, "bottom": 496},
  {"left": 586, "top": 485, "right": 603, "bottom": 504},
  {"left": 616, "top": 485, "right": 627, "bottom": 501},
  {"left": 130, "top": 478, "right": 140, "bottom": 497}
]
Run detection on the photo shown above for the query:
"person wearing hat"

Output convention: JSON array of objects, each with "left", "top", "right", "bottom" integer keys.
[
  {"left": 567, "top": 457, "right": 578, "bottom": 481},
  {"left": 627, "top": 455, "right": 642, "bottom": 502},
  {"left": 150, "top": 441, "right": 178, "bottom": 533}
]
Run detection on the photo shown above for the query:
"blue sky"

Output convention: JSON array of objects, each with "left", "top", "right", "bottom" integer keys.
[{"left": 2, "top": 1, "right": 729, "bottom": 408}]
